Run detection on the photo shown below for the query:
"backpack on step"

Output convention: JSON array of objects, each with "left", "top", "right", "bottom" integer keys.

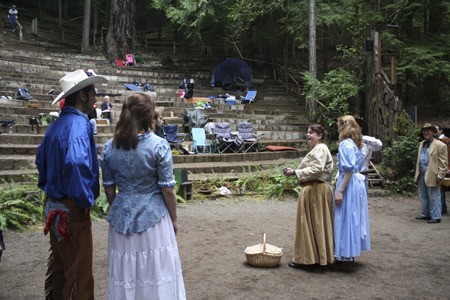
[{"left": 17, "top": 88, "right": 34, "bottom": 100}]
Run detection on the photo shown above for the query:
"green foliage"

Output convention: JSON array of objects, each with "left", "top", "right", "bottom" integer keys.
[
  {"left": 189, "top": 165, "right": 300, "bottom": 201},
  {"left": 90, "top": 191, "right": 109, "bottom": 221},
  {"left": 302, "top": 68, "right": 360, "bottom": 136},
  {"left": 157, "top": 0, "right": 224, "bottom": 42},
  {"left": 234, "top": 165, "right": 300, "bottom": 200},
  {"left": 396, "top": 43, "right": 450, "bottom": 88},
  {"left": 134, "top": 52, "right": 143, "bottom": 64},
  {"left": 281, "top": 0, "right": 355, "bottom": 48},
  {"left": 381, "top": 126, "right": 421, "bottom": 194},
  {"left": 392, "top": 111, "right": 415, "bottom": 138},
  {"left": 263, "top": 171, "right": 300, "bottom": 201},
  {"left": 235, "top": 166, "right": 266, "bottom": 192},
  {"left": 228, "top": 0, "right": 283, "bottom": 39},
  {"left": 0, "top": 183, "right": 44, "bottom": 230}
]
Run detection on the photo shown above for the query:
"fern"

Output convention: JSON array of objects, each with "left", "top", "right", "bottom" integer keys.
[{"left": 0, "top": 185, "right": 44, "bottom": 230}]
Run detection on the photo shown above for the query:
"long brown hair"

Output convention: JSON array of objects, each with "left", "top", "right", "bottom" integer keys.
[
  {"left": 337, "top": 115, "right": 363, "bottom": 148},
  {"left": 114, "top": 92, "right": 155, "bottom": 150}
]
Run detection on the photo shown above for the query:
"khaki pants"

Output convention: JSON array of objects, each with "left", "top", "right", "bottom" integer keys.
[{"left": 46, "top": 198, "right": 94, "bottom": 300}]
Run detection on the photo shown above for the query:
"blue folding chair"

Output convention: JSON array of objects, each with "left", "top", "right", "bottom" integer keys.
[
  {"left": 191, "top": 128, "right": 212, "bottom": 154},
  {"left": 163, "top": 124, "right": 187, "bottom": 146},
  {"left": 240, "top": 90, "right": 257, "bottom": 104}
]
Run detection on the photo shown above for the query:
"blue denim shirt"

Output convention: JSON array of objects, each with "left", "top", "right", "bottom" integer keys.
[
  {"left": 35, "top": 106, "right": 100, "bottom": 208},
  {"left": 419, "top": 146, "right": 429, "bottom": 174},
  {"left": 101, "top": 132, "right": 176, "bottom": 235}
]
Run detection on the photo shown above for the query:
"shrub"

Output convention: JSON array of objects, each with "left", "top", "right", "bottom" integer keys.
[
  {"left": 381, "top": 126, "right": 421, "bottom": 194},
  {"left": 302, "top": 68, "right": 360, "bottom": 138}
]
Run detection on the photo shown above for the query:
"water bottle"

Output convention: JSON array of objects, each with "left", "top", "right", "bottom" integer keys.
[{"left": 8, "top": 125, "right": 13, "bottom": 134}]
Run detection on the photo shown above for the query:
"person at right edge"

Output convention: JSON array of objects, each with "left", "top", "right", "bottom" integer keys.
[
  {"left": 435, "top": 125, "right": 450, "bottom": 214},
  {"left": 283, "top": 124, "right": 335, "bottom": 269},
  {"left": 334, "top": 115, "right": 369, "bottom": 270},
  {"left": 414, "top": 123, "right": 448, "bottom": 223}
]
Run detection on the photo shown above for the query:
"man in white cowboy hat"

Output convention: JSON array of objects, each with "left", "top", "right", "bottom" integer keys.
[
  {"left": 414, "top": 123, "right": 448, "bottom": 224},
  {"left": 8, "top": 4, "right": 18, "bottom": 33},
  {"left": 36, "top": 69, "right": 107, "bottom": 299}
]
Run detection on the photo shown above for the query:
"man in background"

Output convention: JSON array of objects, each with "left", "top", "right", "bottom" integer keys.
[
  {"left": 8, "top": 4, "right": 18, "bottom": 33},
  {"left": 101, "top": 95, "right": 113, "bottom": 124},
  {"left": 414, "top": 123, "right": 448, "bottom": 223}
]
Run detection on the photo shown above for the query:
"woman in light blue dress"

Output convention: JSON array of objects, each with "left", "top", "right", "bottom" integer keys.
[
  {"left": 334, "top": 115, "right": 370, "bottom": 264},
  {"left": 101, "top": 92, "right": 186, "bottom": 300}
]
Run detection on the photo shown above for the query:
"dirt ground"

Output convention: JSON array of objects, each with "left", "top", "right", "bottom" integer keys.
[{"left": 1, "top": 193, "right": 450, "bottom": 300}]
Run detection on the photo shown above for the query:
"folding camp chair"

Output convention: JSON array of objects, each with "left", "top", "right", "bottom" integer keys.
[
  {"left": 213, "top": 122, "right": 238, "bottom": 153},
  {"left": 240, "top": 90, "right": 257, "bottom": 104},
  {"left": 163, "top": 124, "right": 187, "bottom": 147},
  {"left": 236, "top": 121, "right": 263, "bottom": 153},
  {"left": 191, "top": 128, "right": 212, "bottom": 154},
  {"left": 125, "top": 54, "right": 136, "bottom": 66},
  {"left": 184, "top": 108, "right": 209, "bottom": 132}
]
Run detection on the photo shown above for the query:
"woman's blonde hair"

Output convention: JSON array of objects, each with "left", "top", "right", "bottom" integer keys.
[{"left": 337, "top": 115, "right": 363, "bottom": 148}]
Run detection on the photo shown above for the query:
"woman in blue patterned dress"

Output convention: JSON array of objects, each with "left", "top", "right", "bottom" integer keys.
[
  {"left": 334, "top": 115, "right": 370, "bottom": 266},
  {"left": 101, "top": 92, "right": 186, "bottom": 299}
]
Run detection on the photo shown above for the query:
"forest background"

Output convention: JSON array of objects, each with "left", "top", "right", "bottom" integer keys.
[{"left": 11, "top": 0, "right": 449, "bottom": 117}]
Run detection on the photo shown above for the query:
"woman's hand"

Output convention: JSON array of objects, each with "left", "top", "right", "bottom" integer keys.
[
  {"left": 282, "top": 168, "right": 294, "bottom": 176},
  {"left": 172, "top": 220, "right": 178, "bottom": 235},
  {"left": 335, "top": 191, "right": 343, "bottom": 205}
]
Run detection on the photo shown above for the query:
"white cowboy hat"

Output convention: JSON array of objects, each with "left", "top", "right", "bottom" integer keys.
[{"left": 52, "top": 69, "right": 107, "bottom": 105}]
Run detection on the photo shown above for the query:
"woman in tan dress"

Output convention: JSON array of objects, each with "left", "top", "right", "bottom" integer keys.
[{"left": 283, "top": 124, "right": 335, "bottom": 268}]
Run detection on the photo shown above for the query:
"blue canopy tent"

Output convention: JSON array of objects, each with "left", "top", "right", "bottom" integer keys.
[{"left": 211, "top": 59, "right": 252, "bottom": 90}]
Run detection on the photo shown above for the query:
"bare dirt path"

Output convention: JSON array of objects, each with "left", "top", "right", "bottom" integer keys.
[{"left": 1, "top": 194, "right": 449, "bottom": 299}]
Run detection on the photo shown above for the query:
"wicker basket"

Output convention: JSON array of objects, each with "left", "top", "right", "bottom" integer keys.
[
  {"left": 244, "top": 233, "right": 282, "bottom": 268},
  {"left": 441, "top": 178, "right": 450, "bottom": 192}
]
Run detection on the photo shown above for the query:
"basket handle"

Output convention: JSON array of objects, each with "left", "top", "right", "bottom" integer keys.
[{"left": 262, "top": 233, "right": 266, "bottom": 254}]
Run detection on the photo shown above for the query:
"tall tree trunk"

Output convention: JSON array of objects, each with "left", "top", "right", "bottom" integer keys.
[
  {"left": 82, "top": 0, "right": 92, "bottom": 53},
  {"left": 107, "top": 0, "right": 136, "bottom": 60},
  {"left": 104, "top": 0, "right": 111, "bottom": 30},
  {"left": 93, "top": 1, "right": 98, "bottom": 47},
  {"left": 428, "top": 0, "right": 443, "bottom": 34},
  {"left": 422, "top": 0, "right": 443, "bottom": 104},
  {"left": 58, "top": 0, "right": 62, "bottom": 28},
  {"left": 307, "top": 0, "right": 317, "bottom": 120}
]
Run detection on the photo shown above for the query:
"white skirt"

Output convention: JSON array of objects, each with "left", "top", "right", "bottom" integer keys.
[{"left": 107, "top": 213, "right": 186, "bottom": 300}]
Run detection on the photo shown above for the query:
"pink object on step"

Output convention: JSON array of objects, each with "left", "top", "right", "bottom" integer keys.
[{"left": 125, "top": 54, "right": 136, "bottom": 66}]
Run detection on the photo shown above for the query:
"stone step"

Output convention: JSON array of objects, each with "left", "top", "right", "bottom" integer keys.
[
  {"left": 0, "top": 117, "right": 307, "bottom": 139},
  {"left": 0, "top": 100, "right": 308, "bottom": 126},
  {"left": 0, "top": 150, "right": 304, "bottom": 180},
  {"left": 0, "top": 137, "right": 307, "bottom": 155},
  {"left": 173, "top": 157, "right": 298, "bottom": 175},
  {"left": 5, "top": 117, "right": 306, "bottom": 133},
  {"left": 0, "top": 74, "right": 293, "bottom": 100}
]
